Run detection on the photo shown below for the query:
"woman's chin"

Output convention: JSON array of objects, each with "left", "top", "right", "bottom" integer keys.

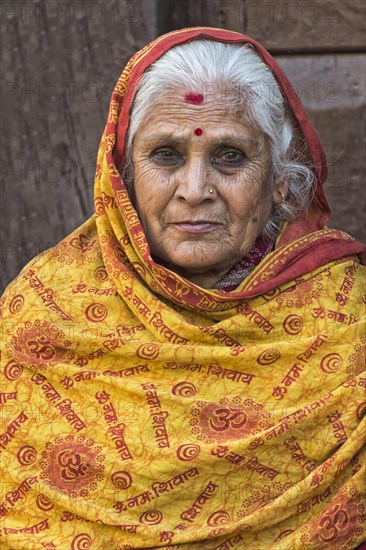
[
  {"left": 162, "top": 252, "right": 230, "bottom": 277},
  {"left": 151, "top": 240, "right": 241, "bottom": 278}
]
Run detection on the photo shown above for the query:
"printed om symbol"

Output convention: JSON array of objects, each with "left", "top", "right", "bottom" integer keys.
[
  {"left": 318, "top": 504, "right": 349, "bottom": 543},
  {"left": 27, "top": 337, "right": 55, "bottom": 360},
  {"left": 208, "top": 408, "right": 247, "bottom": 432},
  {"left": 69, "top": 234, "right": 96, "bottom": 252},
  {"left": 58, "top": 450, "right": 90, "bottom": 481}
]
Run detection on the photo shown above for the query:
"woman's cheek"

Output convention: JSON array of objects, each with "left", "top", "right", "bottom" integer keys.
[
  {"left": 134, "top": 165, "right": 158, "bottom": 209},
  {"left": 135, "top": 160, "right": 155, "bottom": 186},
  {"left": 135, "top": 162, "right": 170, "bottom": 193},
  {"left": 134, "top": 166, "right": 169, "bottom": 223}
]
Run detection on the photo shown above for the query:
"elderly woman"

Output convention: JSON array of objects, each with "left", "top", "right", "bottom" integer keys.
[{"left": 1, "top": 27, "right": 365, "bottom": 550}]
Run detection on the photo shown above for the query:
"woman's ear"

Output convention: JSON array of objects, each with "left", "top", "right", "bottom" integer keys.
[{"left": 273, "top": 179, "right": 289, "bottom": 206}]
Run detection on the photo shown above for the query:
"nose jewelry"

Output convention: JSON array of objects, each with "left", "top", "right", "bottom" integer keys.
[{"left": 209, "top": 188, "right": 214, "bottom": 194}]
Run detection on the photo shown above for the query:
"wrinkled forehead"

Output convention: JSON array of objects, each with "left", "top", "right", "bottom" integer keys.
[
  {"left": 147, "top": 79, "right": 259, "bottom": 114},
  {"left": 136, "top": 85, "right": 261, "bottom": 137}
]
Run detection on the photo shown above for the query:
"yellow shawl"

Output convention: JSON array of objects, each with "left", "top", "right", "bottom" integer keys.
[{"left": 1, "top": 28, "right": 365, "bottom": 550}]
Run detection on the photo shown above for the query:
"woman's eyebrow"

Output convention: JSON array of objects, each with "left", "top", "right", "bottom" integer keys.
[
  {"left": 139, "top": 134, "right": 257, "bottom": 147},
  {"left": 214, "top": 137, "right": 257, "bottom": 147},
  {"left": 139, "top": 134, "right": 186, "bottom": 147}
]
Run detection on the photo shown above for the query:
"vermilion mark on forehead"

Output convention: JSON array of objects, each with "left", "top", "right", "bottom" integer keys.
[
  {"left": 185, "top": 93, "right": 204, "bottom": 104},
  {"left": 194, "top": 128, "right": 203, "bottom": 136}
]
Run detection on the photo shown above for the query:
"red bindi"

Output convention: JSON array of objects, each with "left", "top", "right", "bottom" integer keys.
[
  {"left": 194, "top": 128, "right": 203, "bottom": 136},
  {"left": 185, "top": 93, "right": 204, "bottom": 104}
]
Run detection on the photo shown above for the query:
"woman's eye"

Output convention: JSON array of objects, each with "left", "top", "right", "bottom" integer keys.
[
  {"left": 151, "top": 148, "right": 181, "bottom": 165},
  {"left": 220, "top": 150, "right": 246, "bottom": 165},
  {"left": 212, "top": 149, "right": 247, "bottom": 171}
]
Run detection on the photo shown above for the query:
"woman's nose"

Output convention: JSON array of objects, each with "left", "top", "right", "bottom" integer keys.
[{"left": 175, "top": 158, "right": 214, "bottom": 205}]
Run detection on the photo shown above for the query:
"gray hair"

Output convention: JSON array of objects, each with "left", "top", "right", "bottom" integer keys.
[{"left": 124, "top": 39, "right": 316, "bottom": 240}]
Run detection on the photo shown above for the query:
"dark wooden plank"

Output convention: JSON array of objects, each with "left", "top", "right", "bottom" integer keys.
[
  {"left": 157, "top": 0, "right": 366, "bottom": 53},
  {"left": 0, "top": 0, "right": 157, "bottom": 293},
  {"left": 246, "top": 0, "right": 366, "bottom": 53},
  {"left": 157, "top": 0, "right": 247, "bottom": 34}
]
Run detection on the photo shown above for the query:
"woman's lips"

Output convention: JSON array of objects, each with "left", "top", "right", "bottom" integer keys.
[{"left": 170, "top": 221, "right": 222, "bottom": 233}]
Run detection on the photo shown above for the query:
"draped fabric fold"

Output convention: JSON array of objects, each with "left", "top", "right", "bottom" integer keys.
[{"left": 0, "top": 27, "right": 365, "bottom": 549}]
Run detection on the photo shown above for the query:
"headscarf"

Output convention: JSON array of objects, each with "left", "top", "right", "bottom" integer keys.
[{"left": 0, "top": 28, "right": 365, "bottom": 549}]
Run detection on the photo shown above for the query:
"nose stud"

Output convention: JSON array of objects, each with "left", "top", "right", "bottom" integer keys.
[{"left": 209, "top": 188, "right": 214, "bottom": 194}]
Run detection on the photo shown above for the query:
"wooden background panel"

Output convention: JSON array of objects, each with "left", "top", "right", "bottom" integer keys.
[
  {"left": 1, "top": 0, "right": 157, "bottom": 293},
  {"left": 276, "top": 54, "right": 366, "bottom": 242},
  {"left": 245, "top": 0, "right": 366, "bottom": 53},
  {"left": 157, "top": 0, "right": 366, "bottom": 51},
  {"left": 157, "top": 0, "right": 247, "bottom": 34}
]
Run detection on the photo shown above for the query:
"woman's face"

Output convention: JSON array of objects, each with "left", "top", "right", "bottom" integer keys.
[{"left": 132, "top": 89, "right": 279, "bottom": 288}]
